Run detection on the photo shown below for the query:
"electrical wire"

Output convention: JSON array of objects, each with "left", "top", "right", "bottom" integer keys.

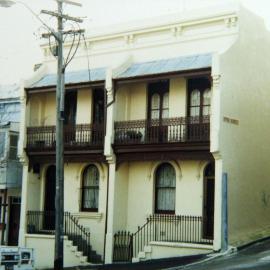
[{"left": 82, "top": 33, "right": 91, "bottom": 83}]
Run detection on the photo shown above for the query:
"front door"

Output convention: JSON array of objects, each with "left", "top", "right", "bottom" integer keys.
[
  {"left": 64, "top": 91, "right": 77, "bottom": 144},
  {"left": 8, "top": 197, "right": 21, "bottom": 246},
  {"left": 44, "top": 165, "right": 56, "bottom": 230},
  {"left": 203, "top": 163, "right": 215, "bottom": 239},
  {"left": 92, "top": 89, "right": 104, "bottom": 144},
  {"left": 147, "top": 80, "right": 169, "bottom": 143}
]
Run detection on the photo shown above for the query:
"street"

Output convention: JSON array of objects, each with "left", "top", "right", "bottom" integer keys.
[{"left": 173, "top": 238, "right": 270, "bottom": 270}]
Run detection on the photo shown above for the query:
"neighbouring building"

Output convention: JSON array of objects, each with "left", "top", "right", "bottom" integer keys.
[
  {"left": 0, "top": 84, "right": 22, "bottom": 246},
  {"left": 18, "top": 1, "right": 270, "bottom": 268}
]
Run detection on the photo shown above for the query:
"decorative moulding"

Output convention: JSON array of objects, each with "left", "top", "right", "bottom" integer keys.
[{"left": 72, "top": 212, "right": 103, "bottom": 220}]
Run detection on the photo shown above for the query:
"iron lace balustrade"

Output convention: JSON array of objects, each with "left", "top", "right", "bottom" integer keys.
[
  {"left": 26, "top": 211, "right": 101, "bottom": 263},
  {"left": 114, "top": 116, "right": 210, "bottom": 145},
  {"left": 132, "top": 214, "right": 213, "bottom": 259},
  {"left": 26, "top": 123, "right": 104, "bottom": 150}
]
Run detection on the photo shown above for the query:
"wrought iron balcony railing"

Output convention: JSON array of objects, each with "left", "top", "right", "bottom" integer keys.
[
  {"left": 26, "top": 123, "right": 104, "bottom": 151},
  {"left": 114, "top": 116, "right": 210, "bottom": 145}
]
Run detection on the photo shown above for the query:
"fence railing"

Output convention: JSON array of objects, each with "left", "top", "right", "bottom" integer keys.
[
  {"left": 113, "top": 214, "right": 213, "bottom": 262},
  {"left": 26, "top": 211, "right": 93, "bottom": 261},
  {"left": 113, "top": 231, "right": 133, "bottom": 262},
  {"left": 114, "top": 116, "right": 210, "bottom": 145},
  {"left": 26, "top": 123, "right": 104, "bottom": 150}
]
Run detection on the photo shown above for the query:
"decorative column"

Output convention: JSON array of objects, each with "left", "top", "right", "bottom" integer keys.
[
  {"left": 18, "top": 82, "right": 29, "bottom": 246},
  {"left": 211, "top": 54, "right": 223, "bottom": 251},
  {"left": 18, "top": 157, "right": 29, "bottom": 247},
  {"left": 104, "top": 68, "right": 117, "bottom": 263}
]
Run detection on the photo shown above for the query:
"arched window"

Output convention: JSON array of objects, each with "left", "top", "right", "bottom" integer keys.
[
  {"left": 81, "top": 165, "right": 99, "bottom": 212},
  {"left": 155, "top": 163, "right": 176, "bottom": 214},
  {"left": 188, "top": 78, "right": 212, "bottom": 119}
]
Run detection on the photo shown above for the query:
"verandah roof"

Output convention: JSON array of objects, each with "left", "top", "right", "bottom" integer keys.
[
  {"left": 27, "top": 53, "right": 212, "bottom": 89},
  {"left": 115, "top": 53, "right": 212, "bottom": 80}
]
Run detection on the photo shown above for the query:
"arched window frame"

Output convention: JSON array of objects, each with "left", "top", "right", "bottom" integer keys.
[
  {"left": 155, "top": 163, "right": 176, "bottom": 214},
  {"left": 81, "top": 165, "right": 100, "bottom": 212}
]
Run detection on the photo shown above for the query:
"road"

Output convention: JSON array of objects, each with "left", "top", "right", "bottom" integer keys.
[{"left": 173, "top": 238, "right": 270, "bottom": 270}]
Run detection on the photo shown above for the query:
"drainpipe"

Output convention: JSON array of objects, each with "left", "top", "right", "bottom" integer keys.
[
  {"left": 1, "top": 188, "right": 7, "bottom": 245},
  {"left": 221, "top": 172, "right": 228, "bottom": 251},
  {"left": 103, "top": 162, "right": 109, "bottom": 263}
]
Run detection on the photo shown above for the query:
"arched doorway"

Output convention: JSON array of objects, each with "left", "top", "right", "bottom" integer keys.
[
  {"left": 44, "top": 165, "right": 56, "bottom": 230},
  {"left": 203, "top": 162, "right": 215, "bottom": 239}
]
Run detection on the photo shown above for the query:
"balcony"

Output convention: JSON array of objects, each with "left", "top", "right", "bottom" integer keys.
[
  {"left": 113, "top": 116, "right": 211, "bottom": 162},
  {"left": 26, "top": 124, "right": 105, "bottom": 163}
]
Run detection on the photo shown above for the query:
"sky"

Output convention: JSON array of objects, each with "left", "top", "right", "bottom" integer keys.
[{"left": 0, "top": 0, "right": 270, "bottom": 85}]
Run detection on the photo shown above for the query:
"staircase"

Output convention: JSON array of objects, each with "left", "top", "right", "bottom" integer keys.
[
  {"left": 64, "top": 212, "right": 102, "bottom": 263},
  {"left": 26, "top": 211, "right": 102, "bottom": 264}
]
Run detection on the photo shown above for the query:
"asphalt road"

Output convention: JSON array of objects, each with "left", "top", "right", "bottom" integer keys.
[{"left": 172, "top": 238, "right": 270, "bottom": 270}]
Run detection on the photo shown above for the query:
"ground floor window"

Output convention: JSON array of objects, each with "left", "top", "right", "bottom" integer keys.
[
  {"left": 81, "top": 165, "right": 99, "bottom": 212},
  {"left": 155, "top": 163, "right": 176, "bottom": 214}
]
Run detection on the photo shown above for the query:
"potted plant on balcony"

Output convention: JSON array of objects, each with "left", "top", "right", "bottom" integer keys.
[{"left": 126, "top": 130, "right": 143, "bottom": 143}]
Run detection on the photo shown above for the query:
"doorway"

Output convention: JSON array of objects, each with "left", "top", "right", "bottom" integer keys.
[
  {"left": 44, "top": 165, "right": 56, "bottom": 230},
  {"left": 147, "top": 80, "right": 169, "bottom": 143},
  {"left": 64, "top": 91, "right": 77, "bottom": 144},
  {"left": 8, "top": 197, "right": 21, "bottom": 246},
  {"left": 203, "top": 162, "right": 215, "bottom": 239},
  {"left": 187, "top": 77, "right": 211, "bottom": 141}
]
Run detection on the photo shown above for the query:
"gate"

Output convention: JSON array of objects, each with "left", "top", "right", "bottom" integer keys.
[{"left": 113, "top": 231, "right": 133, "bottom": 262}]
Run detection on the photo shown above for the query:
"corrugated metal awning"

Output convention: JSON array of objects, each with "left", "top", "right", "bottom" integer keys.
[
  {"left": 29, "top": 67, "right": 106, "bottom": 89},
  {"left": 115, "top": 53, "right": 212, "bottom": 80}
]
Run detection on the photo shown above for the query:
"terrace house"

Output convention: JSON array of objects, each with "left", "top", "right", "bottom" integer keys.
[{"left": 18, "top": 2, "right": 270, "bottom": 268}]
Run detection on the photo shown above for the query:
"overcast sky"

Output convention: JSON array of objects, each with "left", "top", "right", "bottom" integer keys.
[{"left": 0, "top": 0, "right": 269, "bottom": 85}]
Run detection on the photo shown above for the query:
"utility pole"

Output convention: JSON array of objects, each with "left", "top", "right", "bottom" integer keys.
[{"left": 41, "top": 1, "right": 83, "bottom": 269}]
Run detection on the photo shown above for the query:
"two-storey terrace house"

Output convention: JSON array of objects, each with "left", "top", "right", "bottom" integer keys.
[
  {"left": 0, "top": 84, "right": 22, "bottom": 246},
  {"left": 18, "top": 2, "right": 270, "bottom": 268}
]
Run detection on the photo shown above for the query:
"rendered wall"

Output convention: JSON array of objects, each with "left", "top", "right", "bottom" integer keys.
[
  {"left": 25, "top": 235, "right": 87, "bottom": 269},
  {"left": 30, "top": 163, "right": 108, "bottom": 258},
  {"left": 28, "top": 89, "right": 93, "bottom": 127},
  {"left": 115, "top": 78, "right": 187, "bottom": 122},
  {"left": 114, "top": 160, "right": 207, "bottom": 233},
  {"left": 41, "top": 6, "right": 238, "bottom": 76},
  {"left": 218, "top": 8, "right": 270, "bottom": 246}
]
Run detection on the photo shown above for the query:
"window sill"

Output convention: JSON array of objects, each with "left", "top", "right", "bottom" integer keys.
[{"left": 71, "top": 212, "right": 103, "bottom": 220}]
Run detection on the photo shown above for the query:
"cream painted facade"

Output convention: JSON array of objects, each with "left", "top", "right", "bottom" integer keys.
[{"left": 17, "top": 2, "right": 270, "bottom": 269}]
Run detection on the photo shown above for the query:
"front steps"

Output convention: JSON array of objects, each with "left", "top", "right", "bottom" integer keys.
[
  {"left": 66, "top": 234, "right": 102, "bottom": 263},
  {"left": 132, "top": 246, "right": 152, "bottom": 262}
]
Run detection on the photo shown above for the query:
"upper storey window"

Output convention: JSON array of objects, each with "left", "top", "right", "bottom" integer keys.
[
  {"left": 188, "top": 77, "right": 211, "bottom": 120},
  {"left": 148, "top": 80, "right": 169, "bottom": 121}
]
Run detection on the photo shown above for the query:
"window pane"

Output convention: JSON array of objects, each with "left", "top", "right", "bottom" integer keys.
[
  {"left": 151, "top": 110, "right": 159, "bottom": 120},
  {"left": 83, "top": 188, "right": 99, "bottom": 209},
  {"left": 82, "top": 165, "right": 99, "bottom": 211},
  {"left": 203, "top": 105, "right": 211, "bottom": 116},
  {"left": 162, "top": 93, "right": 169, "bottom": 109},
  {"left": 190, "top": 107, "right": 200, "bottom": 117},
  {"left": 203, "top": 89, "right": 211, "bottom": 116},
  {"left": 191, "top": 89, "right": 200, "bottom": 106},
  {"left": 162, "top": 109, "right": 169, "bottom": 119},
  {"left": 203, "top": 89, "right": 211, "bottom": 106},
  {"left": 156, "top": 163, "right": 176, "bottom": 212},
  {"left": 84, "top": 165, "right": 99, "bottom": 186},
  {"left": 0, "top": 132, "right": 5, "bottom": 158},
  {"left": 151, "top": 94, "right": 160, "bottom": 110}
]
